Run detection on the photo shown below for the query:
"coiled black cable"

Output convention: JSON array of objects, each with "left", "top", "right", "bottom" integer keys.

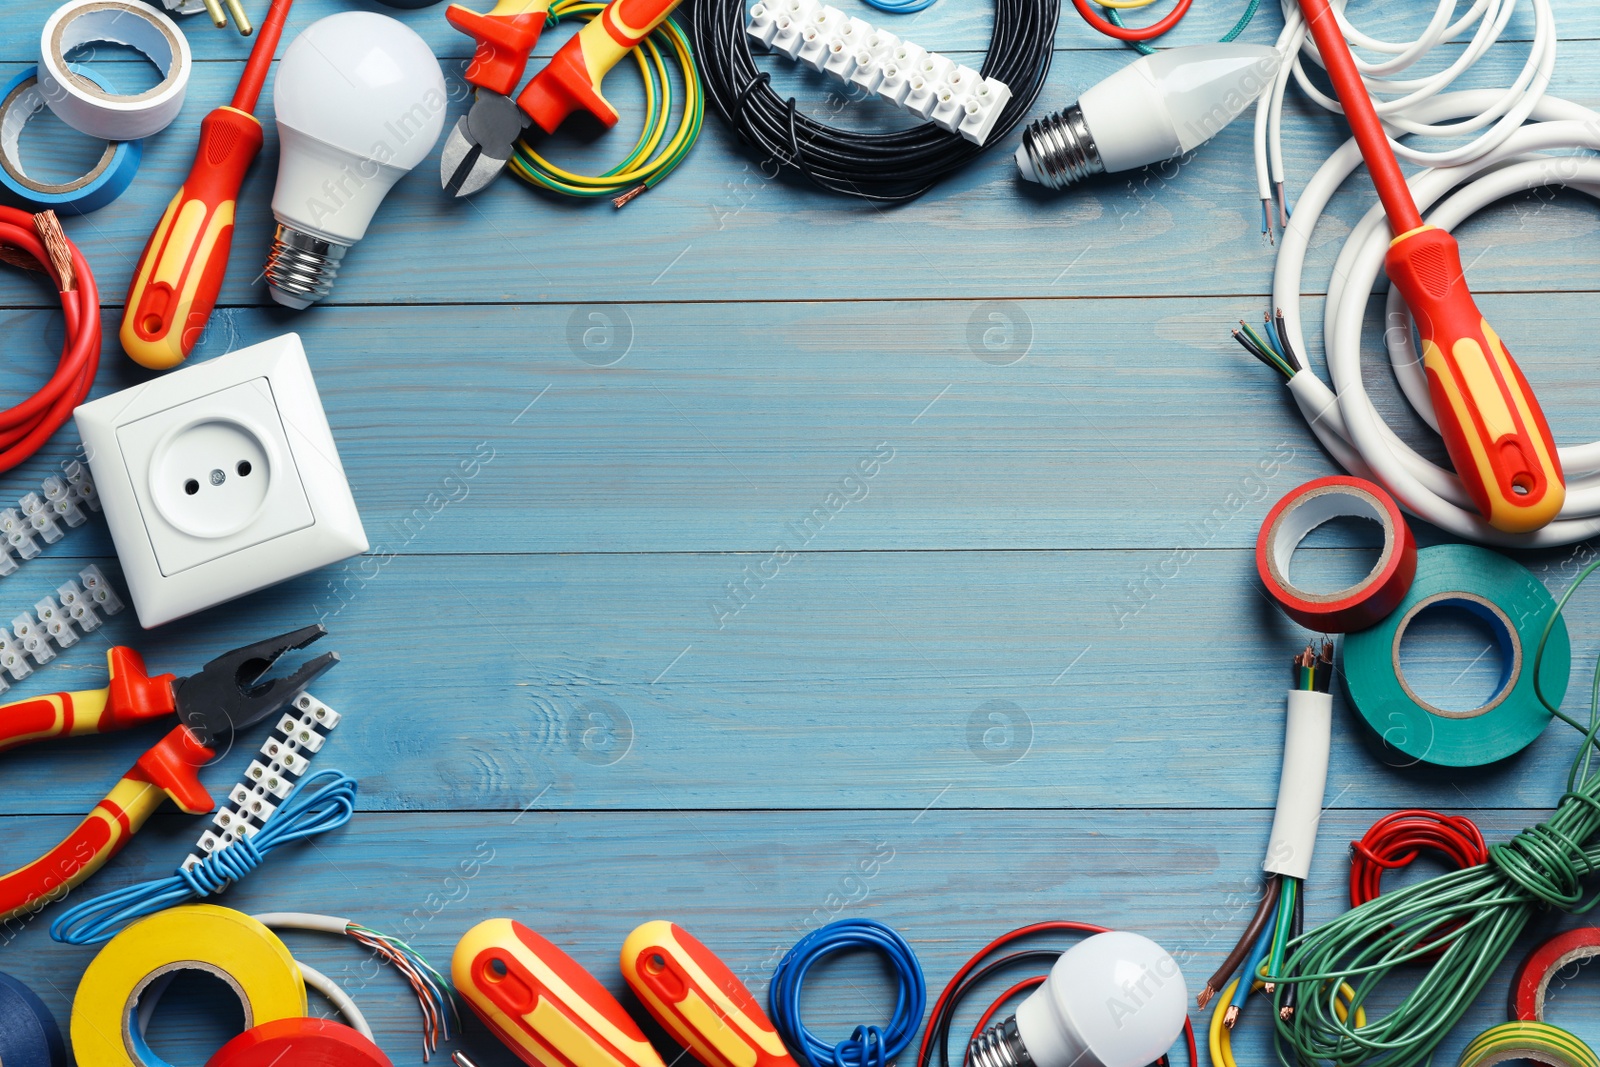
[{"left": 691, "top": 0, "right": 1059, "bottom": 201}]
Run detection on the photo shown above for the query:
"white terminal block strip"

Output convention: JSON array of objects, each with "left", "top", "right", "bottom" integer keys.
[
  {"left": 182, "top": 692, "right": 342, "bottom": 875},
  {"left": 0, "top": 462, "right": 99, "bottom": 578},
  {"left": 747, "top": 0, "right": 1012, "bottom": 144},
  {"left": 0, "top": 565, "right": 125, "bottom": 691},
  {"left": 1263, "top": 688, "right": 1333, "bottom": 881}
]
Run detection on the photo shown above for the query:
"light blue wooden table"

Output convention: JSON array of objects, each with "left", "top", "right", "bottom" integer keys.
[{"left": 2, "top": 0, "right": 1600, "bottom": 1062}]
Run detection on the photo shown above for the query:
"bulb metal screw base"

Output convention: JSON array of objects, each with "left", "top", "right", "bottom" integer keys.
[
  {"left": 970, "top": 1016, "right": 1035, "bottom": 1067},
  {"left": 1019, "top": 104, "right": 1104, "bottom": 190},
  {"left": 265, "top": 225, "right": 349, "bottom": 310}
]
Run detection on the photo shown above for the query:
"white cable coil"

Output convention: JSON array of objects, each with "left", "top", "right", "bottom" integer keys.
[
  {"left": 1275, "top": 91, "right": 1600, "bottom": 547},
  {"left": 1254, "top": 0, "right": 1555, "bottom": 215}
]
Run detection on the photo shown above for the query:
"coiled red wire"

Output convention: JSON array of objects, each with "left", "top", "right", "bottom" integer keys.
[
  {"left": 1349, "top": 810, "right": 1488, "bottom": 958},
  {"left": 0, "top": 207, "right": 100, "bottom": 474},
  {"left": 1069, "top": 0, "right": 1193, "bottom": 41},
  {"left": 1350, "top": 810, "right": 1489, "bottom": 904}
]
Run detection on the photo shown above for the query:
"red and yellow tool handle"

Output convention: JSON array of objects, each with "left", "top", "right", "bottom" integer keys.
[
  {"left": 448, "top": 0, "right": 555, "bottom": 95},
  {"left": 0, "top": 647, "right": 177, "bottom": 754},
  {"left": 454, "top": 918, "right": 667, "bottom": 1067},
  {"left": 120, "top": 105, "right": 264, "bottom": 370},
  {"left": 1386, "top": 226, "right": 1565, "bottom": 533},
  {"left": 621, "top": 922, "right": 797, "bottom": 1067},
  {"left": 0, "top": 725, "right": 214, "bottom": 922},
  {"left": 517, "top": 0, "right": 684, "bottom": 131}
]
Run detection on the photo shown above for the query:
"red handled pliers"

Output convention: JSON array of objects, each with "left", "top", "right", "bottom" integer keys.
[{"left": 0, "top": 624, "right": 337, "bottom": 921}]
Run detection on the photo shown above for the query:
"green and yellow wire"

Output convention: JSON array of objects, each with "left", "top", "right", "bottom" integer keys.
[{"left": 508, "top": 0, "right": 703, "bottom": 205}]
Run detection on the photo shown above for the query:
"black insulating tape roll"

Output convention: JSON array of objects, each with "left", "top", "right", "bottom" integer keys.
[{"left": 0, "top": 971, "right": 66, "bottom": 1067}]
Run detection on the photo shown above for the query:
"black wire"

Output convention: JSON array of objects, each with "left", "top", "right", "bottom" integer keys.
[
  {"left": 920, "top": 949, "right": 1061, "bottom": 1067},
  {"left": 691, "top": 0, "right": 1059, "bottom": 201}
]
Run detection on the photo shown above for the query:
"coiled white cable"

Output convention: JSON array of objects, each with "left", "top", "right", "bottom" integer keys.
[
  {"left": 1274, "top": 90, "right": 1600, "bottom": 547},
  {"left": 1252, "top": 0, "right": 1555, "bottom": 220}
]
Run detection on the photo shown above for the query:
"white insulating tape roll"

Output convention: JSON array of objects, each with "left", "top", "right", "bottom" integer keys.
[
  {"left": 1264, "top": 688, "right": 1332, "bottom": 880},
  {"left": 38, "top": 1, "right": 191, "bottom": 140}
]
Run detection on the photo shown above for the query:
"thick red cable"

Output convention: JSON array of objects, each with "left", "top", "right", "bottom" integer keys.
[
  {"left": 1069, "top": 0, "right": 1192, "bottom": 41},
  {"left": 1295, "top": 0, "right": 1423, "bottom": 233},
  {"left": 0, "top": 208, "right": 99, "bottom": 474}
]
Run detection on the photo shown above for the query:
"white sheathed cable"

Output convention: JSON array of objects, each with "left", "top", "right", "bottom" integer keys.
[
  {"left": 1253, "top": 0, "right": 1555, "bottom": 206},
  {"left": 1263, "top": 689, "right": 1333, "bottom": 881},
  {"left": 1274, "top": 91, "right": 1600, "bottom": 547},
  {"left": 298, "top": 961, "right": 375, "bottom": 1039}
]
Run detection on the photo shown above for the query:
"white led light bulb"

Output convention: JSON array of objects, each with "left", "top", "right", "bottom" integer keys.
[
  {"left": 264, "top": 11, "right": 447, "bottom": 308},
  {"left": 1016, "top": 44, "right": 1280, "bottom": 188},
  {"left": 970, "top": 932, "right": 1187, "bottom": 1067}
]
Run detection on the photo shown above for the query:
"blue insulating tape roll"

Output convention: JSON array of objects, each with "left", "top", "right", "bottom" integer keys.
[
  {"left": 0, "top": 65, "right": 141, "bottom": 214},
  {"left": 1343, "top": 544, "right": 1570, "bottom": 768},
  {"left": 0, "top": 971, "right": 67, "bottom": 1067}
]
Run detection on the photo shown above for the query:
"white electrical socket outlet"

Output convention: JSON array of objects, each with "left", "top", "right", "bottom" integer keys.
[{"left": 75, "top": 333, "right": 367, "bottom": 628}]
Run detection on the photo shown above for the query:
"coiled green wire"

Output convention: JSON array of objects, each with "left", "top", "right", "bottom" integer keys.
[{"left": 1271, "top": 558, "right": 1600, "bottom": 1067}]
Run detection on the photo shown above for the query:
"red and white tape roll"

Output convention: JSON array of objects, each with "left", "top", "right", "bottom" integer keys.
[
  {"left": 1256, "top": 476, "right": 1417, "bottom": 632},
  {"left": 1512, "top": 928, "right": 1600, "bottom": 1022},
  {"left": 206, "top": 1018, "right": 392, "bottom": 1067}
]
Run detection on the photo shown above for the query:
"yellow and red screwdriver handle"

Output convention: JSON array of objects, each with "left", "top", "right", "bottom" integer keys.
[
  {"left": 120, "top": 0, "right": 293, "bottom": 370},
  {"left": 518, "top": 0, "right": 684, "bottom": 132},
  {"left": 1298, "top": 0, "right": 1564, "bottom": 533},
  {"left": 449, "top": 0, "right": 556, "bottom": 95},
  {"left": 454, "top": 918, "right": 669, "bottom": 1067},
  {"left": 0, "top": 649, "right": 215, "bottom": 922},
  {"left": 622, "top": 921, "right": 799, "bottom": 1067}
]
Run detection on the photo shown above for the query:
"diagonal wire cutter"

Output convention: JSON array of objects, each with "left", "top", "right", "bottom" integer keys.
[
  {"left": 441, "top": 0, "right": 555, "bottom": 197},
  {"left": 0, "top": 624, "right": 337, "bottom": 921}
]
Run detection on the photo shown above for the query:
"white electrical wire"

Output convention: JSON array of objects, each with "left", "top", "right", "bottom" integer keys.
[
  {"left": 1253, "top": 0, "right": 1555, "bottom": 218},
  {"left": 253, "top": 913, "right": 375, "bottom": 1040},
  {"left": 1274, "top": 90, "right": 1600, "bottom": 547}
]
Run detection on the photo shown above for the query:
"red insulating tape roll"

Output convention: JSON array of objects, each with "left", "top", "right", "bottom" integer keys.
[
  {"left": 206, "top": 1018, "right": 393, "bottom": 1067},
  {"left": 1511, "top": 928, "right": 1600, "bottom": 1022},
  {"left": 1256, "top": 476, "right": 1417, "bottom": 632}
]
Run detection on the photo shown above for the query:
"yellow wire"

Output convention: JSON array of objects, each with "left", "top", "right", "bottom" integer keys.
[
  {"left": 518, "top": 0, "right": 701, "bottom": 188},
  {"left": 1094, "top": 0, "right": 1164, "bottom": 8},
  {"left": 1208, "top": 977, "right": 1367, "bottom": 1067}
]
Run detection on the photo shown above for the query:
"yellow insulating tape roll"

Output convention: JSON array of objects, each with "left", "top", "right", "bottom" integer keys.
[{"left": 70, "top": 905, "right": 307, "bottom": 1066}]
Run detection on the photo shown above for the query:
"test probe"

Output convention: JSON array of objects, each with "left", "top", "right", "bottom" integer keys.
[
  {"left": 1291, "top": 0, "right": 1563, "bottom": 535},
  {"left": 120, "top": 0, "right": 294, "bottom": 370}
]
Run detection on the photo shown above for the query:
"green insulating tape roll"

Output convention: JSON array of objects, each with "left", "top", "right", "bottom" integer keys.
[
  {"left": 1343, "top": 544, "right": 1570, "bottom": 768},
  {"left": 1457, "top": 1021, "right": 1600, "bottom": 1067}
]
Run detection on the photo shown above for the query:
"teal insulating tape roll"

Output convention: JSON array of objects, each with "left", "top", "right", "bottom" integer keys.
[
  {"left": 0, "top": 970, "right": 66, "bottom": 1067},
  {"left": 1343, "top": 544, "right": 1570, "bottom": 768},
  {"left": 0, "top": 65, "right": 141, "bottom": 214}
]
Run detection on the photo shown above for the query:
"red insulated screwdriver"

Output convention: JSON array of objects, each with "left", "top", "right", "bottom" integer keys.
[
  {"left": 1297, "top": 0, "right": 1564, "bottom": 534},
  {"left": 120, "top": 0, "right": 294, "bottom": 371}
]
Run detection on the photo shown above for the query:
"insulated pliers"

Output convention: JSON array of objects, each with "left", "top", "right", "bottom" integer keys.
[
  {"left": 439, "top": 0, "right": 685, "bottom": 197},
  {"left": 0, "top": 624, "right": 337, "bottom": 921}
]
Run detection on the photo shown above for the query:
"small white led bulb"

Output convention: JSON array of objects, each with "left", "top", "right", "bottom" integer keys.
[
  {"left": 1016, "top": 44, "right": 1280, "bottom": 188},
  {"left": 969, "top": 932, "right": 1188, "bottom": 1067}
]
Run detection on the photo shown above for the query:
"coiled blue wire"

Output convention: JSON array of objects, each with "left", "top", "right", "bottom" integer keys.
[
  {"left": 50, "top": 770, "right": 357, "bottom": 946},
  {"left": 859, "top": 0, "right": 939, "bottom": 14},
  {"left": 769, "top": 919, "right": 926, "bottom": 1067}
]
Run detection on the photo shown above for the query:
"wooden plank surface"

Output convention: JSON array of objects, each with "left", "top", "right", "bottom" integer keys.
[{"left": 2, "top": 0, "right": 1599, "bottom": 1064}]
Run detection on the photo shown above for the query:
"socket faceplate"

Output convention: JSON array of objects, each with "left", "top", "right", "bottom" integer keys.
[{"left": 75, "top": 333, "right": 367, "bottom": 627}]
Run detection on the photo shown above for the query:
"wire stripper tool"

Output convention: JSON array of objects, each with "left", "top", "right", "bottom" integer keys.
[
  {"left": 441, "top": 0, "right": 684, "bottom": 197},
  {"left": 0, "top": 624, "right": 336, "bottom": 921}
]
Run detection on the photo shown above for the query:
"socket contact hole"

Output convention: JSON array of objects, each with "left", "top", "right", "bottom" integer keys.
[
  {"left": 184, "top": 479, "right": 198, "bottom": 495},
  {"left": 237, "top": 460, "right": 252, "bottom": 477}
]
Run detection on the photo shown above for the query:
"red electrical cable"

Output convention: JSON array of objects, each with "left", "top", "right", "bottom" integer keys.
[
  {"left": 968, "top": 977, "right": 1045, "bottom": 1048},
  {"left": 0, "top": 208, "right": 99, "bottom": 474},
  {"left": 1294, "top": 0, "right": 1422, "bottom": 233},
  {"left": 918, "top": 921, "right": 1197, "bottom": 1067},
  {"left": 1069, "top": 0, "right": 1193, "bottom": 41},
  {"left": 1349, "top": 809, "right": 1488, "bottom": 904}
]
